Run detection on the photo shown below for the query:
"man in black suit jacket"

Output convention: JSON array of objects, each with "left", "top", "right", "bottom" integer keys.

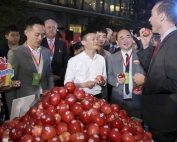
[
  {"left": 133, "top": 0, "right": 177, "bottom": 141},
  {"left": 41, "top": 19, "right": 68, "bottom": 87}
]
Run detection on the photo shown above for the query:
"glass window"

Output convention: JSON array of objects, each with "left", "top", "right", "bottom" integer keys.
[
  {"left": 59, "top": 0, "right": 66, "bottom": 5},
  {"left": 98, "top": 0, "right": 103, "bottom": 13},
  {"left": 84, "top": 0, "right": 97, "bottom": 11},
  {"left": 115, "top": 0, "right": 121, "bottom": 16},
  {"left": 104, "top": 0, "right": 110, "bottom": 14}
]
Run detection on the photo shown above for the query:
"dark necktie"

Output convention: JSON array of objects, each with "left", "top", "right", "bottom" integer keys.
[
  {"left": 125, "top": 53, "right": 130, "bottom": 95},
  {"left": 109, "top": 46, "right": 115, "bottom": 53}
]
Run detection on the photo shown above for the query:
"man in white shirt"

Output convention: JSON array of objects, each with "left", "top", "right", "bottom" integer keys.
[
  {"left": 64, "top": 30, "right": 107, "bottom": 98},
  {"left": 107, "top": 29, "right": 144, "bottom": 119}
]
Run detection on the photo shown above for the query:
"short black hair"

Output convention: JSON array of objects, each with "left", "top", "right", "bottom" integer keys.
[
  {"left": 25, "top": 17, "right": 44, "bottom": 30},
  {"left": 95, "top": 26, "right": 107, "bottom": 36},
  {"left": 80, "top": 29, "right": 96, "bottom": 41},
  {"left": 133, "top": 28, "right": 141, "bottom": 37},
  {"left": 5, "top": 25, "right": 19, "bottom": 35}
]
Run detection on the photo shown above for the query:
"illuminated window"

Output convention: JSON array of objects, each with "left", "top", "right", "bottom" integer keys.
[{"left": 70, "top": 24, "right": 82, "bottom": 33}]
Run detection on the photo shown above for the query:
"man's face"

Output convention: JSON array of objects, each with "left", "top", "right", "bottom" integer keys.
[
  {"left": 117, "top": 30, "right": 133, "bottom": 52},
  {"left": 96, "top": 32, "right": 107, "bottom": 47},
  {"left": 149, "top": 3, "right": 162, "bottom": 33},
  {"left": 25, "top": 24, "right": 45, "bottom": 49},
  {"left": 45, "top": 20, "right": 57, "bottom": 39},
  {"left": 109, "top": 33, "right": 117, "bottom": 44},
  {"left": 5, "top": 31, "right": 20, "bottom": 45},
  {"left": 82, "top": 33, "right": 98, "bottom": 50}
]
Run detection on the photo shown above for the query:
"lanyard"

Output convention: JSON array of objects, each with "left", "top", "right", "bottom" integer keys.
[
  {"left": 48, "top": 41, "right": 55, "bottom": 55},
  {"left": 26, "top": 42, "right": 42, "bottom": 67},
  {"left": 121, "top": 51, "right": 133, "bottom": 68}
]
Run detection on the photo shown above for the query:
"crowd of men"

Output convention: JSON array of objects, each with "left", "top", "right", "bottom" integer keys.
[{"left": 0, "top": 0, "right": 177, "bottom": 141}]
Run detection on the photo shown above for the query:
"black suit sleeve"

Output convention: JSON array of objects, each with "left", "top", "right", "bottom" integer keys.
[
  {"left": 137, "top": 45, "right": 154, "bottom": 73},
  {"left": 57, "top": 42, "right": 68, "bottom": 81}
]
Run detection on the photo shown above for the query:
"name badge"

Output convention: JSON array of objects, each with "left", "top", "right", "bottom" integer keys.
[
  {"left": 32, "top": 73, "right": 40, "bottom": 86},
  {"left": 124, "top": 72, "right": 129, "bottom": 84}
]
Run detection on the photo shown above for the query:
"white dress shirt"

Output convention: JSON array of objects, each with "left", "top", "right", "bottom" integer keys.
[
  {"left": 28, "top": 45, "right": 44, "bottom": 95},
  {"left": 121, "top": 49, "right": 133, "bottom": 99},
  {"left": 64, "top": 51, "right": 107, "bottom": 95}
]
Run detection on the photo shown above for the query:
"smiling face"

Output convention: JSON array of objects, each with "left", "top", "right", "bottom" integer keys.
[
  {"left": 25, "top": 24, "right": 45, "bottom": 49},
  {"left": 116, "top": 29, "right": 133, "bottom": 52},
  {"left": 81, "top": 33, "right": 98, "bottom": 51}
]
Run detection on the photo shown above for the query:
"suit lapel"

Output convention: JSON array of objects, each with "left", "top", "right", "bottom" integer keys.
[
  {"left": 21, "top": 44, "right": 37, "bottom": 73},
  {"left": 147, "top": 30, "right": 177, "bottom": 75}
]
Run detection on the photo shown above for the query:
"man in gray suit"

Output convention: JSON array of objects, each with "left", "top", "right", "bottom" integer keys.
[
  {"left": 107, "top": 29, "right": 144, "bottom": 119},
  {"left": 5, "top": 17, "right": 54, "bottom": 114}
]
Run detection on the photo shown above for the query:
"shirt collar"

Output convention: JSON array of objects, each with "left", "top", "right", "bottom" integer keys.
[
  {"left": 28, "top": 45, "right": 41, "bottom": 53},
  {"left": 121, "top": 48, "right": 133, "bottom": 56},
  {"left": 161, "top": 26, "right": 177, "bottom": 42},
  {"left": 83, "top": 51, "right": 97, "bottom": 60},
  {"left": 47, "top": 37, "right": 55, "bottom": 43}
]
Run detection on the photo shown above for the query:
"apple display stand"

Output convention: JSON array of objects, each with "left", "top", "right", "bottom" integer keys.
[{"left": 10, "top": 94, "right": 35, "bottom": 120}]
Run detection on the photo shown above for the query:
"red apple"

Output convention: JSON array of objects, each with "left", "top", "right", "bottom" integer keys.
[
  {"left": 121, "top": 132, "right": 135, "bottom": 142},
  {"left": 64, "top": 82, "right": 76, "bottom": 93},
  {"left": 70, "top": 132, "right": 86, "bottom": 142},
  {"left": 46, "top": 105, "right": 57, "bottom": 115},
  {"left": 87, "top": 134, "right": 100, "bottom": 142},
  {"left": 65, "top": 94, "right": 77, "bottom": 106},
  {"left": 56, "top": 103, "right": 70, "bottom": 115},
  {"left": 81, "top": 98, "right": 93, "bottom": 110},
  {"left": 108, "top": 128, "right": 122, "bottom": 142},
  {"left": 41, "top": 125, "right": 56, "bottom": 141},
  {"left": 32, "top": 125, "right": 43, "bottom": 138},
  {"left": 143, "top": 28, "right": 150, "bottom": 37},
  {"left": 73, "top": 88, "right": 85, "bottom": 101},
  {"left": 49, "top": 93, "right": 61, "bottom": 106},
  {"left": 20, "top": 134, "right": 34, "bottom": 142},
  {"left": 100, "top": 103, "right": 112, "bottom": 115},
  {"left": 86, "top": 123, "right": 100, "bottom": 136},
  {"left": 133, "top": 86, "right": 140, "bottom": 92},
  {"left": 58, "top": 87, "right": 68, "bottom": 99},
  {"left": 32, "top": 137, "right": 45, "bottom": 142},
  {"left": 59, "top": 131, "right": 71, "bottom": 142},
  {"left": 68, "top": 120, "right": 81, "bottom": 134},
  {"left": 9, "top": 128, "right": 23, "bottom": 141},
  {"left": 47, "top": 137, "right": 61, "bottom": 142},
  {"left": 41, "top": 114, "right": 56, "bottom": 126},
  {"left": 95, "top": 75, "right": 104, "bottom": 83},
  {"left": 79, "top": 110, "right": 92, "bottom": 124},
  {"left": 61, "top": 111, "right": 75, "bottom": 123},
  {"left": 92, "top": 113, "right": 106, "bottom": 127},
  {"left": 99, "top": 125, "right": 110, "bottom": 140},
  {"left": 118, "top": 73, "right": 125, "bottom": 78},
  {"left": 56, "top": 122, "right": 68, "bottom": 135},
  {"left": 70, "top": 102, "right": 83, "bottom": 115}
]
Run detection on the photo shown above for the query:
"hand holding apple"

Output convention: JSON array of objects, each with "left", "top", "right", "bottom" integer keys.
[
  {"left": 95, "top": 75, "right": 105, "bottom": 86},
  {"left": 117, "top": 74, "right": 126, "bottom": 85},
  {"left": 139, "top": 28, "right": 152, "bottom": 49},
  {"left": 133, "top": 86, "right": 142, "bottom": 95},
  {"left": 143, "top": 28, "right": 150, "bottom": 37}
]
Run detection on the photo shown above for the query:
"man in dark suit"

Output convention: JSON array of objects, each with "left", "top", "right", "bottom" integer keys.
[
  {"left": 108, "top": 29, "right": 144, "bottom": 119},
  {"left": 6, "top": 17, "right": 54, "bottom": 115},
  {"left": 104, "top": 32, "right": 120, "bottom": 54},
  {"left": 133, "top": 0, "right": 177, "bottom": 141},
  {"left": 41, "top": 19, "right": 68, "bottom": 87}
]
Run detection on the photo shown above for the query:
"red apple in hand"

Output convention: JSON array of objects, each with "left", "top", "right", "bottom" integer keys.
[
  {"left": 143, "top": 28, "right": 150, "bottom": 37},
  {"left": 133, "top": 86, "right": 140, "bottom": 91},
  {"left": 95, "top": 75, "right": 104, "bottom": 83},
  {"left": 118, "top": 73, "right": 125, "bottom": 78}
]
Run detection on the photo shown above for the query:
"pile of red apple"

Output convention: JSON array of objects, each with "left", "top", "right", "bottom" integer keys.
[{"left": 0, "top": 82, "right": 152, "bottom": 142}]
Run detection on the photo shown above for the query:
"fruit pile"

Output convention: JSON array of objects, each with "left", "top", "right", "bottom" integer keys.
[{"left": 0, "top": 82, "right": 152, "bottom": 142}]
